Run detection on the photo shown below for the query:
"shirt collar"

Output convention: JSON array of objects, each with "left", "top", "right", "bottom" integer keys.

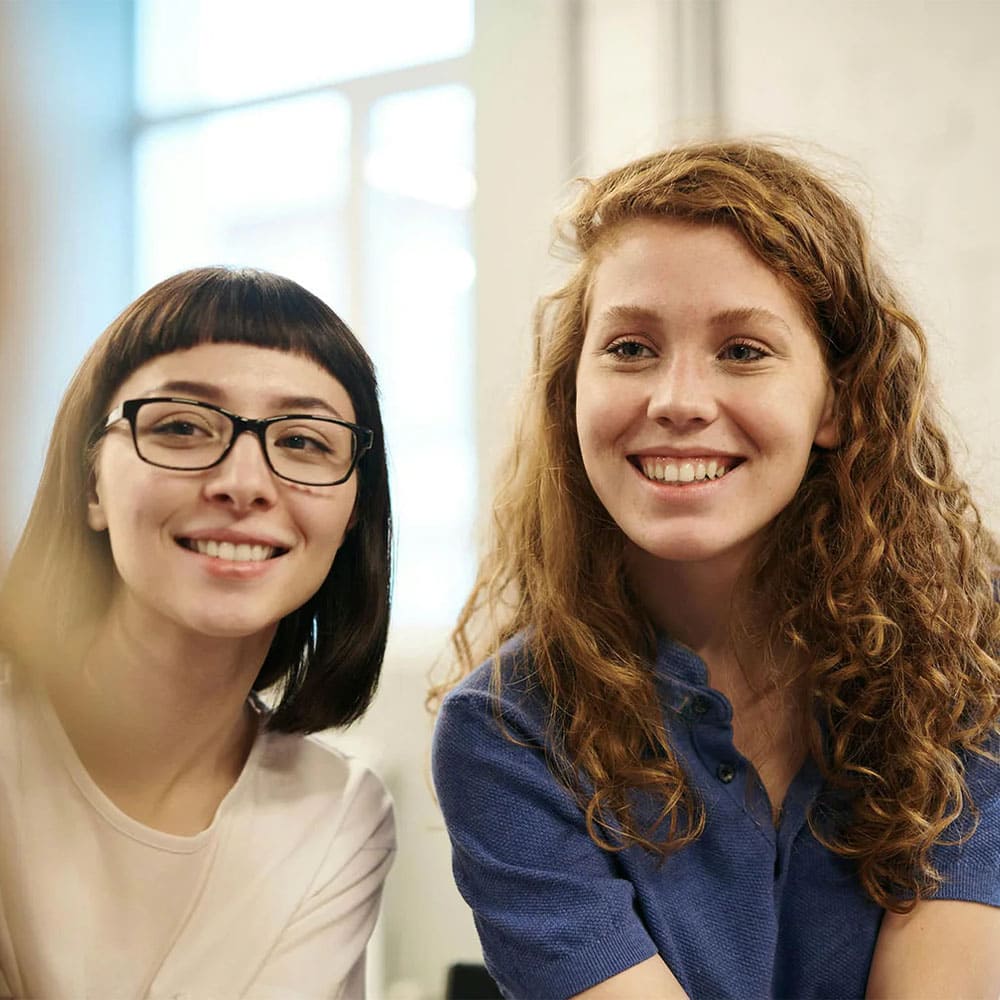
[{"left": 651, "top": 634, "right": 733, "bottom": 724}]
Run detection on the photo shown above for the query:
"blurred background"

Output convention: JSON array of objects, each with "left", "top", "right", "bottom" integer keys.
[{"left": 1, "top": 1, "right": 997, "bottom": 996}]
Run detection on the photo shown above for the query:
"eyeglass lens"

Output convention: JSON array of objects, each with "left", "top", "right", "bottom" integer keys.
[{"left": 133, "top": 400, "right": 357, "bottom": 485}]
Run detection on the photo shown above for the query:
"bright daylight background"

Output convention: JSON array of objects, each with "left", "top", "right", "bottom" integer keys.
[{"left": 1, "top": 2, "right": 998, "bottom": 997}]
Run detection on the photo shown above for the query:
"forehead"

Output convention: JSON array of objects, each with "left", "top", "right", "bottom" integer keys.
[
  {"left": 586, "top": 217, "right": 814, "bottom": 332},
  {"left": 111, "top": 342, "right": 356, "bottom": 420}
]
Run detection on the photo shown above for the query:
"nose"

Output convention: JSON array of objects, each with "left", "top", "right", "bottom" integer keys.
[
  {"left": 646, "top": 353, "right": 718, "bottom": 426},
  {"left": 202, "top": 430, "right": 278, "bottom": 511}
]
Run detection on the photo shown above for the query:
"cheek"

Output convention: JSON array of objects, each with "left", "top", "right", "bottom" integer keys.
[
  {"left": 298, "top": 490, "right": 358, "bottom": 556},
  {"left": 575, "top": 404, "right": 628, "bottom": 509},
  {"left": 739, "top": 383, "right": 823, "bottom": 450},
  {"left": 575, "top": 408, "right": 604, "bottom": 469},
  {"left": 101, "top": 496, "right": 167, "bottom": 576},
  {"left": 576, "top": 378, "right": 633, "bottom": 453}
]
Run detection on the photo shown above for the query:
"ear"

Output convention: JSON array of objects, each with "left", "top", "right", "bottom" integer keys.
[
  {"left": 813, "top": 378, "right": 839, "bottom": 449},
  {"left": 87, "top": 473, "right": 108, "bottom": 532}
]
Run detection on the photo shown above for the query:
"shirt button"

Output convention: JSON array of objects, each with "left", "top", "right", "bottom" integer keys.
[
  {"left": 691, "top": 696, "right": 710, "bottom": 717},
  {"left": 716, "top": 762, "right": 736, "bottom": 783}
]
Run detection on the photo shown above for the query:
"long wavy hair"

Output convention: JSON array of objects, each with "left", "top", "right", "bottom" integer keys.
[
  {"left": 438, "top": 140, "right": 1000, "bottom": 911},
  {"left": 0, "top": 267, "right": 392, "bottom": 734}
]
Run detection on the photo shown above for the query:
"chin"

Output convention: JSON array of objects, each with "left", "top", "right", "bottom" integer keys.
[
  {"left": 178, "top": 610, "right": 282, "bottom": 643},
  {"left": 627, "top": 531, "right": 756, "bottom": 568}
]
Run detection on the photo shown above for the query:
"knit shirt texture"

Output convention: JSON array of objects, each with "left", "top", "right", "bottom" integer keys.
[{"left": 432, "top": 633, "right": 1000, "bottom": 1000}]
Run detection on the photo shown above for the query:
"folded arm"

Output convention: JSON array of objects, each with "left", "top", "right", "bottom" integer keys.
[{"left": 867, "top": 899, "right": 1000, "bottom": 1000}]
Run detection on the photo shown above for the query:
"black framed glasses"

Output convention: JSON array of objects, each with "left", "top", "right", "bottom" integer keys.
[{"left": 96, "top": 397, "right": 373, "bottom": 487}]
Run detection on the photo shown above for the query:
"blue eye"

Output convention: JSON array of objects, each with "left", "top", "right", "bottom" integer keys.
[
  {"left": 607, "top": 339, "right": 654, "bottom": 360},
  {"left": 720, "top": 341, "right": 768, "bottom": 362}
]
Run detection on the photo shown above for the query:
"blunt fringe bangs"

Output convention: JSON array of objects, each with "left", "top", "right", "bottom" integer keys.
[
  {"left": 0, "top": 266, "right": 391, "bottom": 734},
  {"left": 438, "top": 140, "right": 1000, "bottom": 912}
]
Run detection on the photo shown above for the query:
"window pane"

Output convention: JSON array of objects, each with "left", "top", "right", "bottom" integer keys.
[
  {"left": 134, "top": 92, "right": 351, "bottom": 310},
  {"left": 364, "top": 85, "right": 476, "bottom": 626},
  {"left": 136, "top": 0, "right": 474, "bottom": 116}
]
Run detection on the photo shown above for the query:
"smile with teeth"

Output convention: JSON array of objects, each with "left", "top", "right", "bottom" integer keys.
[
  {"left": 637, "top": 457, "right": 733, "bottom": 484},
  {"left": 178, "top": 538, "right": 284, "bottom": 562}
]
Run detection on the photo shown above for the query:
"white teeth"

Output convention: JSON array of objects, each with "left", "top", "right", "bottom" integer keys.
[
  {"left": 638, "top": 458, "right": 731, "bottom": 484},
  {"left": 191, "top": 539, "right": 275, "bottom": 562}
]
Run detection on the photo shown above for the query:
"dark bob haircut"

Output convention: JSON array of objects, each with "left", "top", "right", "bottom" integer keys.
[{"left": 0, "top": 267, "right": 392, "bottom": 733}]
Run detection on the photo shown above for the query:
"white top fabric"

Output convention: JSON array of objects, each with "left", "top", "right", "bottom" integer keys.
[{"left": 0, "top": 660, "right": 395, "bottom": 999}]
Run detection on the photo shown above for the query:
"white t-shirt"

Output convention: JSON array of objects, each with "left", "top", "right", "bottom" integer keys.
[{"left": 0, "top": 661, "right": 395, "bottom": 999}]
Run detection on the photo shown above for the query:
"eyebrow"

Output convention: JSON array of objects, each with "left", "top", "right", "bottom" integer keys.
[
  {"left": 142, "top": 381, "right": 346, "bottom": 419},
  {"left": 708, "top": 306, "right": 792, "bottom": 335},
  {"left": 594, "top": 303, "right": 792, "bottom": 335},
  {"left": 593, "top": 304, "right": 662, "bottom": 327}
]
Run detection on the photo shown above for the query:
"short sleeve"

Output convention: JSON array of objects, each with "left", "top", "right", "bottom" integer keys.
[
  {"left": 931, "top": 738, "right": 1000, "bottom": 907},
  {"left": 431, "top": 675, "right": 657, "bottom": 999}
]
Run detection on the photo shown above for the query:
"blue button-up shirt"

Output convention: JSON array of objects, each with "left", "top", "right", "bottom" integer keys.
[{"left": 432, "top": 633, "right": 1000, "bottom": 999}]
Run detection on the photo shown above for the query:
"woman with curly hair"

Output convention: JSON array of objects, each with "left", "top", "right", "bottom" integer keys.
[
  {"left": 431, "top": 142, "right": 1000, "bottom": 999},
  {"left": 0, "top": 268, "right": 394, "bottom": 997}
]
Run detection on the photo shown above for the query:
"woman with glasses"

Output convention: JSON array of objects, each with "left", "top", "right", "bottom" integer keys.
[
  {"left": 0, "top": 267, "right": 393, "bottom": 998},
  {"left": 431, "top": 142, "right": 1000, "bottom": 999}
]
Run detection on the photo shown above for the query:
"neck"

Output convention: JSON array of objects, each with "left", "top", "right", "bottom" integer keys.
[
  {"left": 627, "top": 543, "right": 752, "bottom": 663},
  {"left": 45, "top": 597, "right": 273, "bottom": 830},
  {"left": 626, "top": 541, "right": 792, "bottom": 699}
]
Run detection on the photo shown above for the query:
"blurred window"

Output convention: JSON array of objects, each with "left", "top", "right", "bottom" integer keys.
[
  {"left": 136, "top": 0, "right": 473, "bottom": 115},
  {"left": 134, "top": 1, "right": 476, "bottom": 628}
]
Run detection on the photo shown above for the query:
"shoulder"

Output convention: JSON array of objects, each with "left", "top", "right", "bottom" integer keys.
[
  {"left": 931, "top": 734, "right": 1000, "bottom": 906},
  {"left": 432, "top": 632, "right": 556, "bottom": 790},
  {"left": 957, "top": 733, "right": 1000, "bottom": 838},
  {"left": 431, "top": 631, "right": 581, "bottom": 833},
  {"left": 436, "top": 631, "right": 549, "bottom": 738},
  {"left": 251, "top": 727, "right": 395, "bottom": 853}
]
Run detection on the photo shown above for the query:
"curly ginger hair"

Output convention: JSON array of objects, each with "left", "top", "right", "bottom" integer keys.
[{"left": 438, "top": 140, "right": 1000, "bottom": 911}]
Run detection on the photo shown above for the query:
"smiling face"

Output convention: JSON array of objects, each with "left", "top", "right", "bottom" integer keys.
[
  {"left": 575, "top": 217, "right": 837, "bottom": 578},
  {"left": 87, "top": 342, "right": 359, "bottom": 645}
]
